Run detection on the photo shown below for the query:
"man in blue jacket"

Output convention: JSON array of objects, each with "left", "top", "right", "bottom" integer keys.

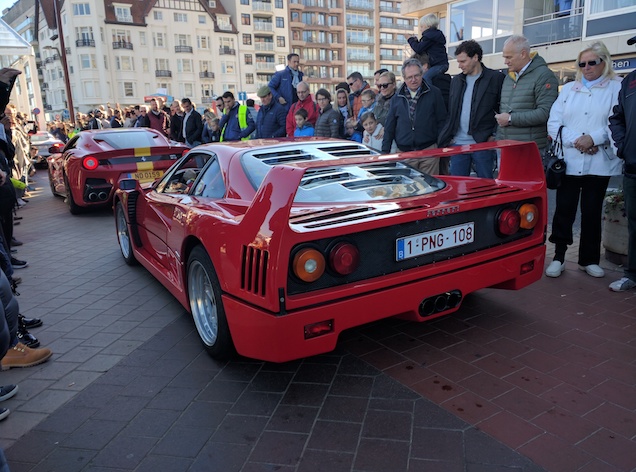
[
  {"left": 438, "top": 40, "right": 505, "bottom": 178},
  {"left": 268, "top": 53, "right": 303, "bottom": 111},
  {"left": 218, "top": 91, "right": 256, "bottom": 141},
  {"left": 254, "top": 86, "right": 286, "bottom": 139},
  {"left": 382, "top": 58, "right": 447, "bottom": 175},
  {"left": 608, "top": 34, "right": 636, "bottom": 292}
]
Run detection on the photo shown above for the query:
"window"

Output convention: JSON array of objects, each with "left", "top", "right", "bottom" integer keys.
[
  {"left": 216, "top": 15, "right": 231, "bottom": 30},
  {"left": 245, "top": 54, "right": 253, "bottom": 64},
  {"left": 221, "top": 61, "right": 235, "bottom": 74},
  {"left": 199, "top": 15, "right": 206, "bottom": 24},
  {"left": 112, "top": 29, "right": 131, "bottom": 43},
  {"left": 275, "top": 0, "right": 283, "bottom": 7},
  {"left": 241, "top": 0, "right": 249, "bottom": 4},
  {"left": 243, "top": 33, "right": 252, "bottom": 45},
  {"left": 157, "top": 82, "right": 171, "bottom": 95},
  {"left": 122, "top": 82, "right": 134, "bottom": 97},
  {"left": 201, "top": 83, "right": 214, "bottom": 97},
  {"left": 242, "top": 14, "right": 251, "bottom": 25},
  {"left": 590, "top": 0, "right": 636, "bottom": 14},
  {"left": 200, "top": 60, "right": 213, "bottom": 72},
  {"left": 174, "top": 12, "right": 188, "bottom": 22},
  {"left": 208, "top": 0, "right": 216, "bottom": 6},
  {"left": 450, "top": 0, "right": 493, "bottom": 42},
  {"left": 184, "top": 83, "right": 194, "bottom": 97},
  {"left": 276, "top": 36, "right": 285, "bottom": 47},
  {"left": 114, "top": 4, "right": 132, "bottom": 22},
  {"left": 156, "top": 58, "right": 170, "bottom": 70},
  {"left": 139, "top": 31, "right": 146, "bottom": 45},
  {"left": 79, "top": 54, "right": 96, "bottom": 69},
  {"left": 246, "top": 73, "right": 254, "bottom": 84},
  {"left": 153, "top": 10, "right": 162, "bottom": 20},
  {"left": 73, "top": 3, "right": 90, "bottom": 15},
  {"left": 177, "top": 59, "right": 193, "bottom": 72},
  {"left": 175, "top": 34, "right": 190, "bottom": 46},
  {"left": 276, "top": 17, "right": 284, "bottom": 28},
  {"left": 153, "top": 32, "right": 166, "bottom": 47},
  {"left": 116, "top": 56, "right": 134, "bottom": 71},
  {"left": 142, "top": 58, "right": 149, "bottom": 72},
  {"left": 197, "top": 36, "right": 210, "bottom": 49}
]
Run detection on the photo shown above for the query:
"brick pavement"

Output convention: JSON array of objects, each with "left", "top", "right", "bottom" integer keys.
[{"left": 0, "top": 172, "right": 633, "bottom": 471}]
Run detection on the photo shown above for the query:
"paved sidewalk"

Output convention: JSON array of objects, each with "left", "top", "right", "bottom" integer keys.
[{"left": 0, "top": 172, "right": 633, "bottom": 471}]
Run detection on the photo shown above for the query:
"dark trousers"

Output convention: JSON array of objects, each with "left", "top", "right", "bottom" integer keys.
[
  {"left": 624, "top": 173, "right": 636, "bottom": 281},
  {"left": 549, "top": 174, "right": 610, "bottom": 265}
]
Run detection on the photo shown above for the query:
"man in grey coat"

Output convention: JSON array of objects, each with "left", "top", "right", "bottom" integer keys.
[{"left": 495, "top": 35, "right": 558, "bottom": 152}]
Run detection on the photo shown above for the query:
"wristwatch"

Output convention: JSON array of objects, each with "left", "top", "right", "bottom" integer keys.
[{"left": 508, "top": 114, "right": 512, "bottom": 125}]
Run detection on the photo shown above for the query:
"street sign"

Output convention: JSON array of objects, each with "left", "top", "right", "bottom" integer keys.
[
  {"left": 62, "top": 109, "right": 70, "bottom": 119},
  {"left": 238, "top": 91, "right": 247, "bottom": 101},
  {"left": 32, "top": 108, "right": 40, "bottom": 115}
]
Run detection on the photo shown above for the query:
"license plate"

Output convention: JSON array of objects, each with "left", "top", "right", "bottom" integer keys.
[
  {"left": 396, "top": 222, "right": 474, "bottom": 261},
  {"left": 128, "top": 170, "right": 163, "bottom": 182}
]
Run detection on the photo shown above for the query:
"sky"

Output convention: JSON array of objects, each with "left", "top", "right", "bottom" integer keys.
[{"left": 0, "top": 0, "right": 17, "bottom": 15}]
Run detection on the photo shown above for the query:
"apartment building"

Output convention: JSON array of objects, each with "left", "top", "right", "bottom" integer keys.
[{"left": 401, "top": 0, "right": 636, "bottom": 81}]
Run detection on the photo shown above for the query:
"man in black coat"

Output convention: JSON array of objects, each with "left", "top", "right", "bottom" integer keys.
[
  {"left": 438, "top": 40, "right": 505, "bottom": 178},
  {"left": 181, "top": 98, "right": 203, "bottom": 147}
]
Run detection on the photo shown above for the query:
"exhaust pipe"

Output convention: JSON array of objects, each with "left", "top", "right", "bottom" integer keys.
[
  {"left": 98, "top": 191, "right": 108, "bottom": 201},
  {"left": 418, "top": 290, "right": 463, "bottom": 318},
  {"left": 88, "top": 192, "right": 98, "bottom": 201}
]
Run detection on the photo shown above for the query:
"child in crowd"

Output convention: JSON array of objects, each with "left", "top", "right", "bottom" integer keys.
[
  {"left": 361, "top": 112, "right": 383, "bottom": 151},
  {"left": 345, "top": 118, "right": 362, "bottom": 143},
  {"left": 357, "top": 89, "right": 376, "bottom": 122},
  {"left": 407, "top": 13, "right": 449, "bottom": 83},
  {"left": 293, "top": 109, "right": 315, "bottom": 137}
]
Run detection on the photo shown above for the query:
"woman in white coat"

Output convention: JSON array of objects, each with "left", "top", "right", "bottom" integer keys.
[{"left": 545, "top": 41, "right": 623, "bottom": 278}]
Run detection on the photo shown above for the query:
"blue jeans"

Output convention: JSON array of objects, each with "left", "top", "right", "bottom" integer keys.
[
  {"left": 424, "top": 64, "right": 449, "bottom": 84},
  {"left": 450, "top": 148, "right": 496, "bottom": 179},
  {"left": 624, "top": 173, "right": 636, "bottom": 281}
]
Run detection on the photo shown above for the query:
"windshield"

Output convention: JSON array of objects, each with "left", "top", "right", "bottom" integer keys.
[{"left": 30, "top": 133, "right": 55, "bottom": 143}]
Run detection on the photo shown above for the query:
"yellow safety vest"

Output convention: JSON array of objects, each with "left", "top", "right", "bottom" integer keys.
[{"left": 220, "top": 105, "right": 249, "bottom": 141}]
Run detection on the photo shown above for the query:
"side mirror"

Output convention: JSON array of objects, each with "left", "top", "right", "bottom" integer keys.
[{"left": 119, "top": 179, "right": 137, "bottom": 191}]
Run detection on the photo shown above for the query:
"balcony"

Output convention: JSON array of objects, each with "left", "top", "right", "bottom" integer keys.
[
  {"left": 255, "top": 62, "right": 275, "bottom": 71},
  {"left": 380, "top": 22, "right": 414, "bottom": 31},
  {"left": 379, "top": 5, "right": 401, "bottom": 13},
  {"left": 75, "top": 39, "right": 95, "bottom": 47},
  {"left": 523, "top": 9, "right": 583, "bottom": 47},
  {"left": 255, "top": 42, "right": 274, "bottom": 51},
  {"left": 200, "top": 71, "right": 215, "bottom": 79},
  {"left": 175, "top": 45, "right": 193, "bottom": 53},
  {"left": 155, "top": 70, "right": 172, "bottom": 77},
  {"left": 252, "top": 1, "right": 272, "bottom": 12},
  {"left": 112, "top": 40, "right": 133, "bottom": 50},
  {"left": 346, "top": 18, "right": 374, "bottom": 27},
  {"left": 219, "top": 47, "right": 236, "bottom": 55},
  {"left": 41, "top": 82, "right": 48, "bottom": 90},
  {"left": 347, "top": 53, "right": 374, "bottom": 61},
  {"left": 345, "top": 0, "right": 373, "bottom": 10},
  {"left": 346, "top": 36, "right": 374, "bottom": 44},
  {"left": 44, "top": 104, "right": 52, "bottom": 110},
  {"left": 254, "top": 22, "right": 273, "bottom": 32},
  {"left": 380, "top": 53, "right": 403, "bottom": 61},
  {"left": 201, "top": 97, "right": 214, "bottom": 104},
  {"left": 115, "top": 14, "right": 133, "bottom": 23},
  {"left": 379, "top": 38, "right": 404, "bottom": 45}
]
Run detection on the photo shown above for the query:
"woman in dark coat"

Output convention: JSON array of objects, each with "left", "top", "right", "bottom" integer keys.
[{"left": 314, "top": 89, "right": 343, "bottom": 138}]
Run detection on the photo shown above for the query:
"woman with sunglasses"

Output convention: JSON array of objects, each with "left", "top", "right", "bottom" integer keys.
[
  {"left": 545, "top": 41, "right": 623, "bottom": 279},
  {"left": 373, "top": 71, "right": 397, "bottom": 126}
]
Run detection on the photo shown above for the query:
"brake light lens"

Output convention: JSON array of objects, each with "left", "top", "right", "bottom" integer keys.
[
  {"left": 497, "top": 208, "right": 520, "bottom": 235},
  {"left": 304, "top": 320, "right": 334, "bottom": 339},
  {"left": 292, "top": 248, "right": 325, "bottom": 282},
  {"left": 82, "top": 156, "right": 99, "bottom": 170},
  {"left": 518, "top": 203, "right": 539, "bottom": 229},
  {"left": 329, "top": 242, "right": 360, "bottom": 276}
]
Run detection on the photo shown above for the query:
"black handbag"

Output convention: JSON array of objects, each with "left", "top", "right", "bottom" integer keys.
[{"left": 545, "top": 125, "right": 566, "bottom": 190}]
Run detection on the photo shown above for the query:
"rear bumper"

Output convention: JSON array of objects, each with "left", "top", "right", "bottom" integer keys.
[{"left": 223, "top": 245, "right": 545, "bottom": 362}]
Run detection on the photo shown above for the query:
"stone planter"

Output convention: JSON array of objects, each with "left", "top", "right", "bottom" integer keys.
[{"left": 603, "top": 195, "right": 628, "bottom": 265}]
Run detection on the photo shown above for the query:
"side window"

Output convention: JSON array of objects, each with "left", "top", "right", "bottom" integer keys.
[
  {"left": 156, "top": 152, "right": 212, "bottom": 194},
  {"left": 193, "top": 158, "right": 225, "bottom": 198}
]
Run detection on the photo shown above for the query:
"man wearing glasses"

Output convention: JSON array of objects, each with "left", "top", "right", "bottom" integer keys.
[
  {"left": 382, "top": 58, "right": 447, "bottom": 174},
  {"left": 495, "top": 35, "right": 558, "bottom": 154},
  {"left": 347, "top": 72, "right": 371, "bottom": 119}
]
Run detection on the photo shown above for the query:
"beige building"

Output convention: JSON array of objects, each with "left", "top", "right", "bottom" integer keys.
[{"left": 401, "top": 0, "right": 636, "bottom": 80}]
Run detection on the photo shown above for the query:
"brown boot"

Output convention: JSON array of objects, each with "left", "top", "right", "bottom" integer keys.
[{"left": 1, "top": 343, "right": 52, "bottom": 371}]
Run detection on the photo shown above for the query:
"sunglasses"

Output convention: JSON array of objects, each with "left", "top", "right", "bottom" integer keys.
[
  {"left": 578, "top": 58, "right": 603, "bottom": 68},
  {"left": 347, "top": 82, "right": 355, "bottom": 86},
  {"left": 377, "top": 83, "right": 392, "bottom": 89}
]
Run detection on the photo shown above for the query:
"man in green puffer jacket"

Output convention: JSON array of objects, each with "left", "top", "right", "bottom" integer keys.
[{"left": 495, "top": 35, "right": 559, "bottom": 152}]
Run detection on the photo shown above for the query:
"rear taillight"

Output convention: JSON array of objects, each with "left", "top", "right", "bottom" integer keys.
[
  {"left": 497, "top": 208, "right": 521, "bottom": 235},
  {"left": 293, "top": 248, "right": 325, "bottom": 282},
  {"left": 518, "top": 203, "right": 539, "bottom": 229},
  {"left": 82, "top": 156, "right": 99, "bottom": 170},
  {"left": 329, "top": 242, "right": 360, "bottom": 276}
]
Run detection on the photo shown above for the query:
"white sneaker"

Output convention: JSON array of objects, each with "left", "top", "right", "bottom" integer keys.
[
  {"left": 579, "top": 264, "right": 604, "bottom": 278},
  {"left": 545, "top": 260, "right": 565, "bottom": 277},
  {"left": 609, "top": 277, "right": 636, "bottom": 292}
]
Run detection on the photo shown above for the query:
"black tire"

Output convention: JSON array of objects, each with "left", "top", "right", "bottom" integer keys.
[
  {"left": 48, "top": 169, "right": 57, "bottom": 196},
  {"left": 187, "top": 245, "right": 234, "bottom": 360},
  {"left": 64, "top": 174, "right": 84, "bottom": 215},
  {"left": 115, "top": 201, "right": 137, "bottom": 266}
]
